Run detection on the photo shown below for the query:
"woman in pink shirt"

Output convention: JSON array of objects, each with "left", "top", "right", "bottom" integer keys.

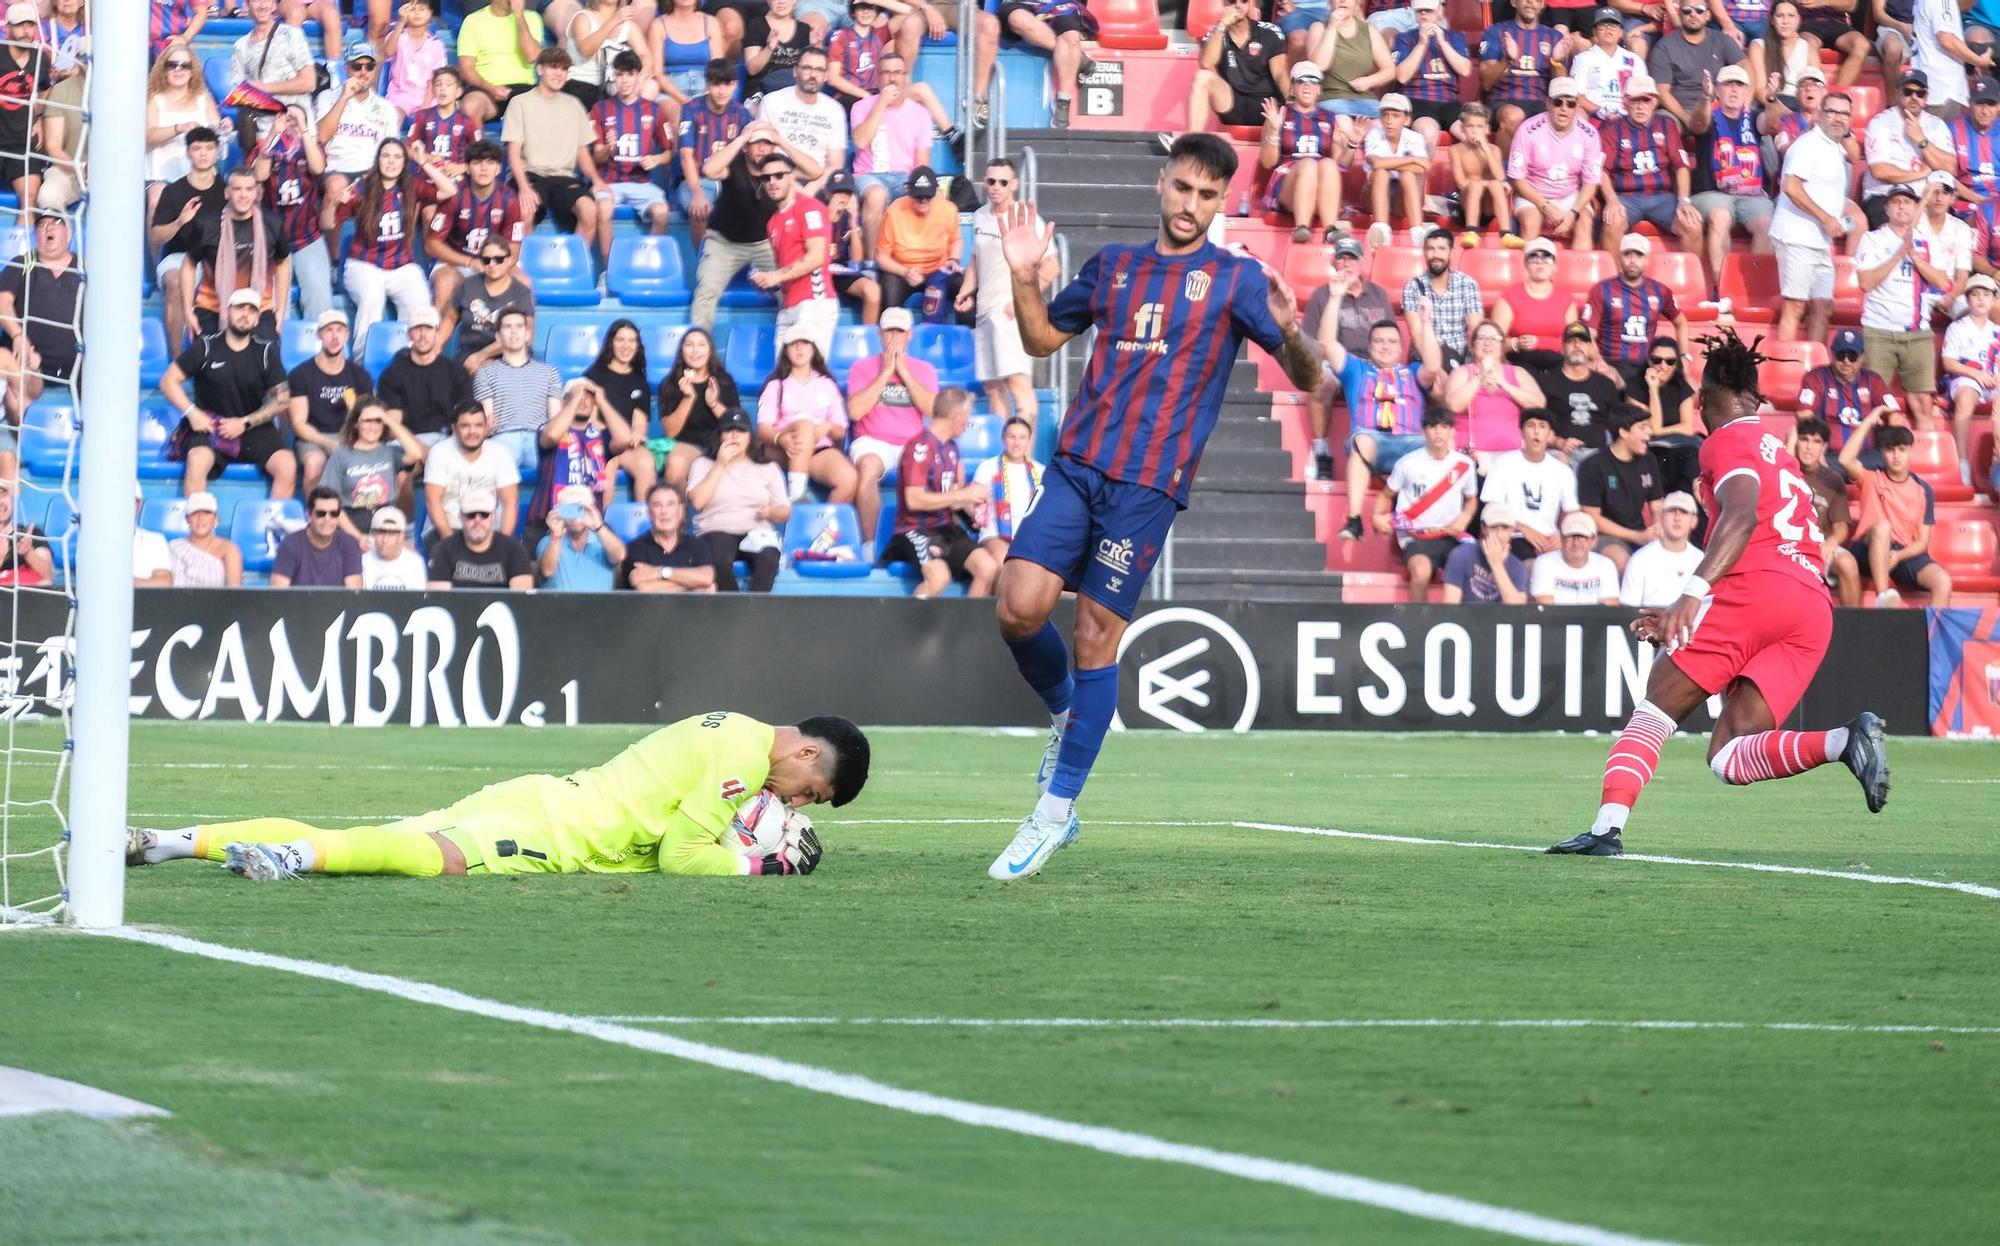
[
  {"left": 687, "top": 410, "right": 791, "bottom": 591},
  {"left": 1442, "top": 320, "right": 1547, "bottom": 467},
  {"left": 757, "top": 330, "right": 858, "bottom": 502}
]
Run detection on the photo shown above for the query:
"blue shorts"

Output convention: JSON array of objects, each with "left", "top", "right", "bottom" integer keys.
[
  {"left": 674, "top": 178, "right": 720, "bottom": 211},
  {"left": 1278, "top": 5, "right": 1327, "bottom": 34},
  {"left": 854, "top": 171, "right": 908, "bottom": 202},
  {"left": 1006, "top": 456, "right": 1179, "bottom": 620},
  {"left": 1344, "top": 429, "right": 1425, "bottom": 472},
  {"left": 1619, "top": 191, "right": 1681, "bottom": 230},
  {"left": 1320, "top": 97, "right": 1382, "bottom": 119}
]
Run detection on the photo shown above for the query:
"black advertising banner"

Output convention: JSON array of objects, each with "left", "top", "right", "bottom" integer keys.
[{"left": 0, "top": 591, "right": 1928, "bottom": 733}]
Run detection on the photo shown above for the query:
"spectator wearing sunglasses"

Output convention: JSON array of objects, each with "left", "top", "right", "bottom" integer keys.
[
  {"left": 1644, "top": 0, "right": 1744, "bottom": 129},
  {"left": 1795, "top": 327, "right": 1900, "bottom": 460},
  {"left": 970, "top": 158, "right": 1058, "bottom": 430},
  {"left": 1859, "top": 71, "right": 1957, "bottom": 227},
  {"left": 1628, "top": 334, "right": 1702, "bottom": 495},
  {"left": 270, "top": 485, "right": 365, "bottom": 588},
  {"left": 427, "top": 486, "right": 536, "bottom": 590},
  {"left": 441, "top": 242, "right": 537, "bottom": 372},
  {"left": 1507, "top": 76, "right": 1606, "bottom": 245}
]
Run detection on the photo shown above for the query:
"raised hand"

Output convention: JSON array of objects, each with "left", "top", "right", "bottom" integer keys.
[{"left": 997, "top": 202, "right": 1051, "bottom": 279}]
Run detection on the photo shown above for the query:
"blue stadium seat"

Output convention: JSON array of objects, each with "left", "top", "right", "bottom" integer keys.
[
  {"left": 956, "top": 414, "right": 1003, "bottom": 463},
  {"left": 784, "top": 503, "right": 872, "bottom": 578},
  {"left": 518, "top": 235, "right": 600, "bottom": 306},
  {"left": 0, "top": 224, "right": 29, "bottom": 264},
  {"left": 139, "top": 318, "right": 172, "bottom": 388},
  {"left": 140, "top": 497, "right": 193, "bottom": 540},
  {"left": 19, "top": 399, "right": 77, "bottom": 474},
  {"left": 606, "top": 235, "right": 692, "bottom": 307},
  {"left": 280, "top": 317, "right": 320, "bottom": 371},
  {"left": 826, "top": 324, "right": 879, "bottom": 388},
  {"left": 604, "top": 500, "right": 649, "bottom": 543},
  {"left": 136, "top": 397, "right": 183, "bottom": 480},
  {"left": 640, "top": 323, "right": 691, "bottom": 387},
  {"left": 911, "top": 324, "right": 977, "bottom": 388},
  {"left": 229, "top": 498, "right": 306, "bottom": 574},
  {"left": 201, "top": 54, "right": 234, "bottom": 105},
  {"left": 363, "top": 321, "right": 411, "bottom": 376},
  {"left": 722, "top": 323, "right": 776, "bottom": 395},
  {"left": 38, "top": 493, "right": 74, "bottom": 539},
  {"left": 716, "top": 266, "right": 778, "bottom": 309},
  {"left": 543, "top": 323, "right": 603, "bottom": 379}
]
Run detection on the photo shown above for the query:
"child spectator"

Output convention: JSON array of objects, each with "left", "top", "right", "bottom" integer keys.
[
  {"left": 1450, "top": 104, "right": 1516, "bottom": 245},
  {"left": 1839, "top": 415, "right": 1954, "bottom": 605},
  {"left": 1375, "top": 406, "right": 1479, "bottom": 601},
  {"left": 383, "top": 0, "right": 451, "bottom": 117},
  {"left": 1362, "top": 93, "right": 1429, "bottom": 246}
]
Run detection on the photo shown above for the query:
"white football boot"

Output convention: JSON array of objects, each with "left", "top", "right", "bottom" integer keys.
[
  {"left": 222, "top": 842, "right": 303, "bottom": 881},
  {"left": 988, "top": 809, "right": 1081, "bottom": 881}
]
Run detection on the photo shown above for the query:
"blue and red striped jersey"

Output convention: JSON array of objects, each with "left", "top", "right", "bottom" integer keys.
[
  {"left": 677, "top": 98, "right": 753, "bottom": 167},
  {"left": 1796, "top": 365, "right": 1895, "bottom": 446},
  {"left": 1477, "top": 21, "right": 1563, "bottom": 105},
  {"left": 1047, "top": 241, "right": 1287, "bottom": 506},
  {"left": 1391, "top": 29, "right": 1471, "bottom": 104},
  {"left": 1274, "top": 104, "right": 1338, "bottom": 164},
  {"left": 827, "top": 25, "right": 885, "bottom": 96},
  {"left": 1951, "top": 114, "right": 2000, "bottom": 198},
  {"left": 408, "top": 104, "right": 476, "bottom": 167},
  {"left": 591, "top": 96, "right": 674, "bottom": 184},
  {"left": 1583, "top": 276, "right": 1679, "bottom": 365},
  {"left": 150, "top": 0, "right": 199, "bottom": 53},
  {"left": 1599, "top": 114, "right": 1689, "bottom": 196},
  {"left": 339, "top": 182, "right": 419, "bottom": 269},
  {"left": 260, "top": 135, "right": 323, "bottom": 248},
  {"left": 895, "top": 428, "right": 963, "bottom": 533},
  {"left": 428, "top": 182, "right": 525, "bottom": 258}
]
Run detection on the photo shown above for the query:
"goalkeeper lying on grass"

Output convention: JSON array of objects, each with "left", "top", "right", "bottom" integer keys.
[{"left": 127, "top": 712, "right": 868, "bottom": 880}]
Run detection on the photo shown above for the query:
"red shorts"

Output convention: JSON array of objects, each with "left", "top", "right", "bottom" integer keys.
[{"left": 1669, "top": 571, "right": 1834, "bottom": 722}]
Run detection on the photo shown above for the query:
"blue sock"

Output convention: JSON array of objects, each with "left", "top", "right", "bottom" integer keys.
[
  {"left": 1048, "top": 663, "right": 1117, "bottom": 801},
  {"left": 1005, "top": 621, "right": 1074, "bottom": 716}
]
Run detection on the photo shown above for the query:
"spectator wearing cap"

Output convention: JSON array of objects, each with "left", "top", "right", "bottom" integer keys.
[
  {"left": 150, "top": 125, "right": 223, "bottom": 353},
  {"left": 424, "top": 399, "right": 522, "bottom": 538},
  {"left": 1449, "top": 104, "right": 1517, "bottom": 243},
  {"left": 1857, "top": 182, "right": 1949, "bottom": 425},
  {"left": 1319, "top": 284, "right": 1449, "bottom": 541},
  {"left": 1494, "top": 237, "right": 1574, "bottom": 369},
  {"left": 851, "top": 52, "right": 951, "bottom": 253},
  {"left": 362, "top": 505, "right": 427, "bottom": 589},
  {"left": 1769, "top": 88, "right": 1857, "bottom": 343},
  {"left": 822, "top": 171, "right": 884, "bottom": 324},
  {"left": 970, "top": 157, "right": 1057, "bottom": 426},
  {"left": 876, "top": 167, "right": 966, "bottom": 318},
  {"left": 846, "top": 306, "right": 937, "bottom": 541},
  {"left": 1913, "top": 0, "right": 1995, "bottom": 118},
  {"left": 272, "top": 485, "right": 366, "bottom": 588},
  {"left": 759, "top": 47, "right": 849, "bottom": 200},
  {"left": 1795, "top": 326, "right": 1900, "bottom": 457},
  {"left": 992, "top": 0, "right": 1102, "bottom": 130},
  {"left": 378, "top": 306, "right": 475, "bottom": 447},
  {"left": 1764, "top": 66, "right": 1857, "bottom": 170},
  {"left": 1916, "top": 169, "right": 1975, "bottom": 314},
  {"left": 675, "top": 60, "right": 753, "bottom": 251},
  {"left": 1838, "top": 411, "right": 1953, "bottom": 605},
  {"left": 133, "top": 485, "right": 173, "bottom": 588},
  {"left": 1185, "top": 0, "right": 1291, "bottom": 137},
  {"left": 1619, "top": 487, "right": 1705, "bottom": 604},
  {"left": 1532, "top": 510, "right": 1622, "bottom": 602},
  {"left": 1300, "top": 235, "right": 1395, "bottom": 481},
  {"left": 1442, "top": 502, "right": 1531, "bottom": 603},
  {"left": 427, "top": 485, "right": 535, "bottom": 589},
  {"left": 1861, "top": 71, "right": 1958, "bottom": 227},
  {"left": 620, "top": 483, "right": 715, "bottom": 592},
  {"left": 686, "top": 408, "right": 791, "bottom": 592},
  {"left": 1309, "top": 0, "right": 1397, "bottom": 150},
  {"left": 1257, "top": 63, "right": 1344, "bottom": 245},
  {"left": 1507, "top": 75, "right": 1606, "bottom": 244},
  {"left": 1478, "top": 408, "right": 1579, "bottom": 560},
  {"left": 161, "top": 288, "right": 299, "bottom": 499},
  {"left": 757, "top": 153, "right": 839, "bottom": 358},
  {"left": 760, "top": 324, "right": 858, "bottom": 505},
  {"left": 0, "top": 6, "right": 54, "bottom": 230},
  {"left": 185, "top": 168, "right": 292, "bottom": 343},
  {"left": 287, "top": 309, "right": 374, "bottom": 493},
  {"left": 1943, "top": 271, "right": 2000, "bottom": 479},
  {"left": 476, "top": 308, "right": 572, "bottom": 473},
  {"left": 1402, "top": 223, "right": 1482, "bottom": 371},
  {"left": 1375, "top": 406, "right": 1478, "bottom": 601},
  {"left": 1791, "top": 416, "right": 1862, "bottom": 604},
  {"left": 694, "top": 120, "right": 823, "bottom": 329},
  {"left": 1598, "top": 74, "right": 1705, "bottom": 260},
  {"left": 167, "top": 490, "right": 244, "bottom": 588},
  {"left": 1689, "top": 64, "right": 1776, "bottom": 296},
  {"left": 1391, "top": 0, "right": 1472, "bottom": 148},
  {"left": 1574, "top": 405, "right": 1665, "bottom": 571},
  {"left": 457, "top": 0, "right": 547, "bottom": 126},
  {"left": 1572, "top": 8, "right": 1647, "bottom": 121},
  {"left": 0, "top": 210, "right": 82, "bottom": 405},
  {"left": 1576, "top": 235, "right": 1687, "bottom": 389},
  {"left": 535, "top": 482, "right": 629, "bottom": 591},
  {"left": 1749, "top": 1, "right": 1824, "bottom": 106},
  {"left": 441, "top": 233, "right": 537, "bottom": 372},
  {"left": 503, "top": 48, "right": 607, "bottom": 249},
  {"left": 230, "top": 0, "right": 319, "bottom": 141},
  {"left": 1479, "top": 0, "right": 1570, "bottom": 150},
  {"left": 1363, "top": 94, "right": 1430, "bottom": 246},
  {"left": 320, "top": 394, "right": 428, "bottom": 536},
  {"left": 1533, "top": 322, "right": 1630, "bottom": 455},
  {"left": 317, "top": 38, "right": 406, "bottom": 213},
  {"left": 1645, "top": 0, "right": 1744, "bottom": 129}
]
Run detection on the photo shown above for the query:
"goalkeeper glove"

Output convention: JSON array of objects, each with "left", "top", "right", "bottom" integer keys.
[{"left": 756, "top": 824, "right": 822, "bottom": 876}]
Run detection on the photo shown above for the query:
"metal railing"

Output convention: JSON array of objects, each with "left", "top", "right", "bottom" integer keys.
[{"left": 1050, "top": 230, "right": 1071, "bottom": 399}]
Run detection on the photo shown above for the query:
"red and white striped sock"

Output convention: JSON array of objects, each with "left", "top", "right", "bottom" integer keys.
[
  {"left": 1592, "top": 700, "right": 1678, "bottom": 834},
  {"left": 1710, "top": 729, "right": 1847, "bottom": 785}
]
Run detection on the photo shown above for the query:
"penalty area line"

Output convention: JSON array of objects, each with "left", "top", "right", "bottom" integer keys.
[
  {"left": 582, "top": 1015, "right": 2000, "bottom": 1036},
  {"left": 93, "top": 925, "right": 1685, "bottom": 1246}
]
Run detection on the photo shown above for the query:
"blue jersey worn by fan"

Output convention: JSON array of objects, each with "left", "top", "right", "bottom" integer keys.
[{"left": 985, "top": 132, "right": 1321, "bottom": 883}]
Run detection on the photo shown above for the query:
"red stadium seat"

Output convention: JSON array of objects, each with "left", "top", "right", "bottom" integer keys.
[
  {"left": 1646, "top": 250, "right": 1713, "bottom": 321},
  {"left": 1757, "top": 358, "right": 1809, "bottom": 410},
  {"left": 1444, "top": 0, "right": 1487, "bottom": 34},
  {"left": 1909, "top": 428, "right": 1974, "bottom": 501},
  {"left": 1088, "top": 0, "right": 1170, "bottom": 49},
  {"left": 1185, "top": 0, "right": 1226, "bottom": 39},
  {"left": 1426, "top": 149, "right": 1458, "bottom": 194},
  {"left": 1832, "top": 256, "right": 1864, "bottom": 323},
  {"left": 1759, "top": 338, "right": 1831, "bottom": 367},
  {"left": 1369, "top": 244, "right": 1424, "bottom": 305},
  {"left": 1283, "top": 243, "right": 1340, "bottom": 295},
  {"left": 1719, "top": 253, "right": 1779, "bottom": 323},
  {"left": 1974, "top": 423, "right": 1996, "bottom": 497},
  {"left": 1932, "top": 514, "right": 2000, "bottom": 592},
  {"left": 1458, "top": 248, "right": 1522, "bottom": 306},
  {"left": 1224, "top": 124, "right": 1261, "bottom": 143},
  {"left": 1846, "top": 85, "right": 1884, "bottom": 133},
  {"left": 1552, "top": 248, "right": 1614, "bottom": 300}
]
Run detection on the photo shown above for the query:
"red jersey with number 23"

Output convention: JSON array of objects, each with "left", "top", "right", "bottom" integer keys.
[
  {"left": 767, "top": 193, "right": 833, "bottom": 307},
  {"left": 1696, "top": 416, "right": 1830, "bottom": 597}
]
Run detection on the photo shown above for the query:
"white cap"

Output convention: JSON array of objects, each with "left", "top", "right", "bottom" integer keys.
[
  {"left": 555, "top": 483, "right": 595, "bottom": 508},
  {"left": 1623, "top": 74, "right": 1658, "bottom": 98},
  {"left": 777, "top": 322, "right": 818, "bottom": 345},
  {"left": 1798, "top": 64, "right": 1827, "bottom": 84},
  {"left": 185, "top": 491, "right": 218, "bottom": 514},
  {"left": 316, "top": 308, "right": 350, "bottom": 329},
  {"left": 1481, "top": 502, "right": 1519, "bottom": 527},
  {"left": 1524, "top": 237, "right": 1558, "bottom": 258},
  {"left": 1560, "top": 512, "right": 1599, "bottom": 537},
  {"left": 1716, "top": 65, "right": 1751, "bottom": 86},
  {"left": 1412, "top": 0, "right": 1442, "bottom": 10},
  {"left": 459, "top": 488, "right": 498, "bottom": 516},
  {"left": 1379, "top": 92, "right": 1412, "bottom": 113},
  {"left": 5, "top": 3, "right": 39, "bottom": 24},
  {"left": 1929, "top": 169, "right": 1959, "bottom": 191},
  {"left": 227, "top": 287, "right": 263, "bottom": 308},
  {"left": 1967, "top": 273, "right": 1999, "bottom": 294},
  {"left": 370, "top": 505, "right": 408, "bottom": 531},
  {"left": 1548, "top": 76, "right": 1579, "bottom": 98},
  {"left": 1619, "top": 233, "right": 1652, "bottom": 255},
  {"left": 1661, "top": 490, "right": 1699, "bottom": 514},
  {"left": 879, "top": 307, "right": 914, "bottom": 332}
]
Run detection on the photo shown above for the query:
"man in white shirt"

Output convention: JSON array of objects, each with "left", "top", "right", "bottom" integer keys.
[
  {"left": 1769, "top": 92, "right": 1859, "bottom": 345},
  {"left": 1617, "top": 489, "right": 1704, "bottom": 605},
  {"left": 360, "top": 505, "right": 427, "bottom": 589},
  {"left": 1572, "top": 8, "right": 1645, "bottom": 121},
  {"left": 1479, "top": 408, "right": 1578, "bottom": 561},
  {"left": 1375, "top": 407, "right": 1478, "bottom": 600},
  {"left": 1860, "top": 71, "right": 1957, "bottom": 226},
  {"left": 317, "top": 40, "right": 405, "bottom": 207},
  {"left": 1530, "top": 510, "right": 1621, "bottom": 603},
  {"left": 1914, "top": 169, "right": 1974, "bottom": 318},
  {"left": 423, "top": 400, "right": 523, "bottom": 539},
  {"left": 1912, "top": 0, "right": 1995, "bottom": 118},
  {"left": 1943, "top": 272, "right": 2000, "bottom": 482},
  {"left": 968, "top": 157, "right": 1056, "bottom": 429},
  {"left": 1856, "top": 182, "right": 1953, "bottom": 426},
  {"left": 757, "top": 49, "right": 848, "bottom": 198}
]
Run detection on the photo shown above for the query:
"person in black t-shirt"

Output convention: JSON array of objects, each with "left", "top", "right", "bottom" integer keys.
[
  {"left": 0, "top": 210, "right": 82, "bottom": 403},
  {"left": 0, "top": 19, "right": 53, "bottom": 227},
  {"left": 620, "top": 483, "right": 716, "bottom": 591},
  {"left": 580, "top": 318, "right": 661, "bottom": 499},
  {"left": 656, "top": 326, "right": 740, "bottom": 488},
  {"left": 150, "top": 127, "right": 224, "bottom": 354},
  {"left": 159, "top": 289, "right": 298, "bottom": 497},
  {"left": 1573, "top": 406, "right": 1665, "bottom": 572},
  {"left": 1534, "top": 322, "right": 1627, "bottom": 457},
  {"left": 691, "top": 123, "right": 813, "bottom": 329},
  {"left": 1187, "top": 0, "right": 1287, "bottom": 131},
  {"left": 425, "top": 487, "right": 535, "bottom": 589},
  {"left": 376, "top": 307, "right": 474, "bottom": 441},
  {"left": 286, "top": 308, "right": 374, "bottom": 492}
]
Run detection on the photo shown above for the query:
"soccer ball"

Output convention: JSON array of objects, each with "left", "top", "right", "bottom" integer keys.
[{"left": 731, "top": 789, "right": 806, "bottom": 858}]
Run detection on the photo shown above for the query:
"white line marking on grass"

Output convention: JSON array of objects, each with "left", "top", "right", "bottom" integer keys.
[
  {"left": 1233, "top": 821, "right": 2000, "bottom": 902},
  {"left": 584, "top": 1015, "right": 2000, "bottom": 1036},
  {"left": 94, "top": 926, "right": 1686, "bottom": 1246}
]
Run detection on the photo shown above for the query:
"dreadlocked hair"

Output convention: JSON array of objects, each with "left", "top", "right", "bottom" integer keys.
[{"left": 1696, "top": 327, "right": 1770, "bottom": 399}]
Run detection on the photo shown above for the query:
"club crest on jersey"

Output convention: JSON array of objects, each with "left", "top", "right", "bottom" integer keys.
[
  {"left": 1095, "top": 537, "right": 1136, "bottom": 573},
  {"left": 720, "top": 777, "right": 746, "bottom": 800},
  {"left": 1184, "top": 269, "right": 1212, "bottom": 302}
]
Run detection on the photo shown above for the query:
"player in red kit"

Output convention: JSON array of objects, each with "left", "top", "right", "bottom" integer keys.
[{"left": 1549, "top": 332, "right": 1890, "bottom": 857}]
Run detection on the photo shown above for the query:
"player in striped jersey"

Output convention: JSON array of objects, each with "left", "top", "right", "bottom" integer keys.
[
  {"left": 407, "top": 66, "right": 478, "bottom": 185},
  {"left": 589, "top": 51, "right": 675, "bottom": 266},
  {"left": 251, "top": 103, "right": 334, "bottom": 321},
  {"left": 985, "top": 133, "right": 1324, "bottom": 881},
  {"left": 424, "top": 139, "right": 526, "bottom": 308},
  {"left": 1579, "top": 235, "right": 1686, "bottom": 385}
]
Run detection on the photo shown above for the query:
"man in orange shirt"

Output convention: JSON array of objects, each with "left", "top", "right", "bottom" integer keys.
[
  {"left": 1838, "top": 413, "right": 1953, "bottom": 607},
  {"left": 875, "top": 166, "right": 966, "bottom": 321}
]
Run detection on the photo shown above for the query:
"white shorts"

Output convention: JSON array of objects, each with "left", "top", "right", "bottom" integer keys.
[
  {"left": 1774, "top": 238, "right": 1834, "bottom": 301},
  {"left": 156, "top": 251, "right": 186, "bottom": 284},
  {"left": 596, "top": 180, "right": 668, "bottom": 210},
  {"left": 775, "top": 297, "right": 839, "bottom": 357},
  {"left": 1515, "top": 189, "right": 1580, "bottom": 218},
  {"left": 848, "top": 434, "right": 910, "bottom": 470},
  {"left": 975, "top": 310, "right": 1032, "bottom": 381},
  {"left": 1948, "top": 374, "right": 1998, "bottom": 405}
]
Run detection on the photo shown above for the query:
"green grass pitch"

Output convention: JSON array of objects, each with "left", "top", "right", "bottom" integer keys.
[{"left": 3, "top": 722, "right": 1997, "bottom": 1244}]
